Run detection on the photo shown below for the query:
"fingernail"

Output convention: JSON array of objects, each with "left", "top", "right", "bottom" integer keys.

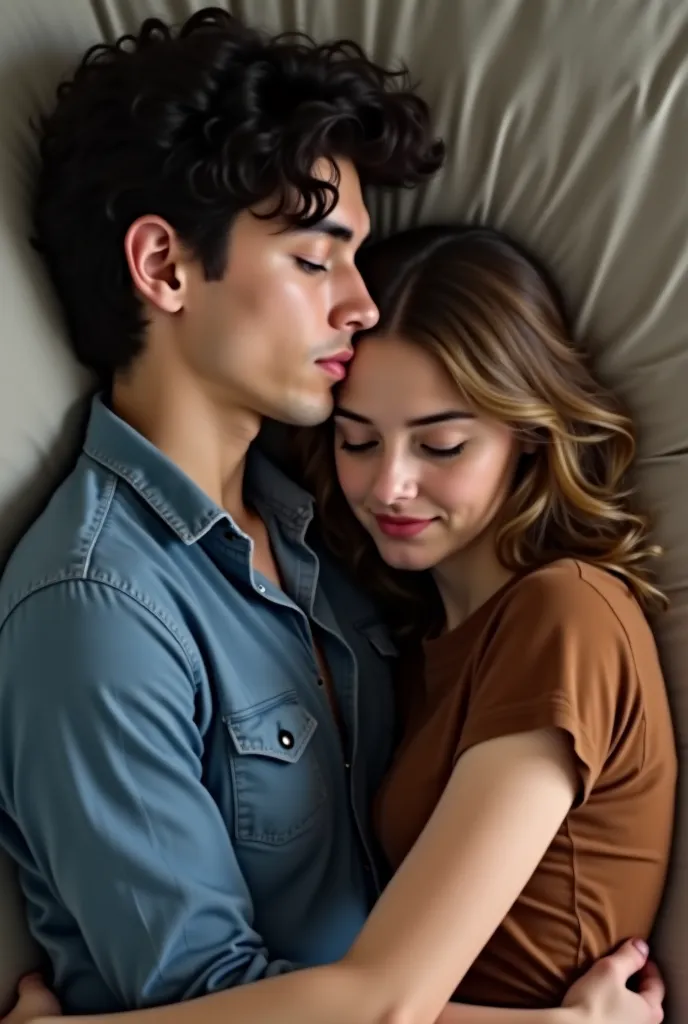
[{"left": 633, "top": 939, "right": 649, "bottom": 956}]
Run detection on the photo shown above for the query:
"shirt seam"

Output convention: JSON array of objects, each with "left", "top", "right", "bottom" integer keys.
[
  {"left": 564, "top": 816, "right": 585, "bottom": 967},
  {"left": 462, "top": 694, "right": 595, "bottom": 755},
  {"left": 0, "top": 576, "right": 203, "bottom": 692},
  {"left": 571, "top": 561, "right": 648, "bottom": 768}
]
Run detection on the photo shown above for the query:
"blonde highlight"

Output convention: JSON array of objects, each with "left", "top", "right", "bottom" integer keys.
[{"left": 294, "top": 225, "right": 666, "bottom": 635}]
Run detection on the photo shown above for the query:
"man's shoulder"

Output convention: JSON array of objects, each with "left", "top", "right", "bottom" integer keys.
[
  {"left": 0, "top": 452, "right": 178, "bottom": 628},
  {"left": 0, "top": 454, "right": 207, "bottom": 712}
]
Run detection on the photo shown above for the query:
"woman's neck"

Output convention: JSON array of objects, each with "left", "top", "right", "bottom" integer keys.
[{"left": 432, "top": 535, "right": 515, "bottom": 633}]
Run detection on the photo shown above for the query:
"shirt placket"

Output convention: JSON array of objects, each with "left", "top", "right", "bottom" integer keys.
[{"left": 261, "top": 506, "right": 382, "bottom": 893}]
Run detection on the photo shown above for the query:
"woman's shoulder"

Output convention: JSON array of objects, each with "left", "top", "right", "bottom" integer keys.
[
  {"left": 498, "top": 558, "right": 653, "bottom": 646},
  {"left": 508, "top": 558, "right": 638, "bottom": 610},
  {"left": 478, "top": 560, "right": 667, "bottom": 718}
]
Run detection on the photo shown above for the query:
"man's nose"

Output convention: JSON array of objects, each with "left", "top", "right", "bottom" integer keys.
[{"left": 330, "top": 271, "right": 379, "bottom": 334}]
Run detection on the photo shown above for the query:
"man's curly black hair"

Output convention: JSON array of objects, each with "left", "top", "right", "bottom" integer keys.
[{"left": 33, "top": 6, "right": 444, "bottom": 380}]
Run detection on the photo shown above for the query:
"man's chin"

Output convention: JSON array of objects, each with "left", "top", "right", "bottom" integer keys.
[{"left": 278, "top": 392, "right": 334, "bottom": 428}]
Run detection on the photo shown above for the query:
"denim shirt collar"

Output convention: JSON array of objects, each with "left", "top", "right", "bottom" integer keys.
[{"left": 83, "top": 395, "right": 314, "bottom": 545}]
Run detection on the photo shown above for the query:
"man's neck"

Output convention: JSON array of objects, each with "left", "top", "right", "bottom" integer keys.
[{"left": 111, "top": 363, "right": 262, "bottom": 524}]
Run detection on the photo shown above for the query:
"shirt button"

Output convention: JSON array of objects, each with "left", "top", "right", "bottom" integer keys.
[
  {"left": 256, "top": 584, "right": 266, "bottom": 594},
  {"left": 344, "top": 762, "right": 351, "bottom": 770},
  {"left": 278, "top": 729, "right": 295, "bottom": 749},
  {"left": 316, "top": 677, "right": 324, "bottom": 687}
]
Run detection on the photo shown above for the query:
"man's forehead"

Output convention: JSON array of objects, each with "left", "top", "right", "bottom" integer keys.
[
  {"left": 292, "top": 157, "right": 370, "bottom": 242},
  {"left": 251, "top": 157, "right": 370, "bottom": 242},
  {"left": 326, "top": 158, "right": 370, "bottom": 241}
]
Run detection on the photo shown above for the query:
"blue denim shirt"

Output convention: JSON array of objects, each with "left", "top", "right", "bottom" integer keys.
[{"left": 0, "top": 397, "right": 397, "bottom": 1013}]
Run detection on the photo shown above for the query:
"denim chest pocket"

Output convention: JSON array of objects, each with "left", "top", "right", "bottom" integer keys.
[{"left": 224, "top": 691, "right": 327, "bottom": 846}]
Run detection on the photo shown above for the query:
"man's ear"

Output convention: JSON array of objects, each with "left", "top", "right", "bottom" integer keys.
[{"left": 124, "top": 215, "right": 191, "bottom": 314}]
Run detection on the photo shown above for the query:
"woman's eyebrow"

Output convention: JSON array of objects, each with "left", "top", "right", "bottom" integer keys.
[{"left": 333, "top": 407, "right": 475, "bottom": 427}]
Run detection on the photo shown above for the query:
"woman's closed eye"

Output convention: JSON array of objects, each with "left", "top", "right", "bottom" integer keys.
[
  {"left": 423, "top": 442, "right": 466, "bottom": 458},
  {"left": 338, "top": 440, "right": 467, "bottom": 458},
  {"left": 340, "top": 439, "right": 377, "bottom": 453}
]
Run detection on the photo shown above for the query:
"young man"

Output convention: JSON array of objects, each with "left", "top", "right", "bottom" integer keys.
[{"left": 0, "top": 9, "right": 664, "bottom": 1024}]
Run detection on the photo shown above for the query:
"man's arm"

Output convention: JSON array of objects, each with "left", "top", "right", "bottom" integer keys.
[
  {"left": 0, "top": 579, "right": 294, "bottom": 1009},
  {"left": 0, "top": 941, "right": 664, "bottom": 1024}
]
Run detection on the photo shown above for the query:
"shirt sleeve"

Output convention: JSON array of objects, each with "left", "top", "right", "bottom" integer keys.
[
  {"left": 455, "top": 569, "right": 637, "bottom": 803},
  {"left": 0, "top": 578, "right": 296, "bottom": 1009}
]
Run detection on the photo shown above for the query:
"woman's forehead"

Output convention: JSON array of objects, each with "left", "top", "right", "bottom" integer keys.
[{"left": 344, "top": 333, "right": 463, "bottom": 409}]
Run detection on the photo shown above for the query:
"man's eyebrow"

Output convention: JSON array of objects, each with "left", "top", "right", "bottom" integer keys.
[
  {"left": 333, "top": 408, "right": 476, "bottom": 427},
  {"left": 289, "top": 218, "right": 362, "bottom": 243}
]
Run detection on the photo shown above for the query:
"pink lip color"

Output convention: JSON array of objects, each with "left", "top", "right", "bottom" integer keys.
[
  {"left": 316, "top": 358, "right": 349, "bottom": 381},
  {"left": 316, "top": 350, "right": 354, "bottom": 381},
  {"left": 374, "top": 515, "right": 434, "bottom": 538}
]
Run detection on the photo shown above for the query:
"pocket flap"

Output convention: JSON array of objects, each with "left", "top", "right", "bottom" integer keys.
[{"left": 225, "top": 691, "right": 318, "bottom": 764}]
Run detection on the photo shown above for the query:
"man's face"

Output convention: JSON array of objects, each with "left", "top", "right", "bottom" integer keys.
[{"left": 176, "top": 158, "right": 377, "bottom": 426}]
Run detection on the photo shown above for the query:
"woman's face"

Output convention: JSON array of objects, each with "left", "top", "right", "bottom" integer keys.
[{"left": 334, "top": 333, "right": 524, "bottom": 572}]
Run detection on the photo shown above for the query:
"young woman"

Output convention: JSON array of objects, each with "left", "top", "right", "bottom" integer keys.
[{"left": 2, "top": 226, "right": 673, "bottom": 1024}]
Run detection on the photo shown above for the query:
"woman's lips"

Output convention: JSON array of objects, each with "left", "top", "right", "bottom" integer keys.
[{"left": 374, "top": 515, "right": 435, "bottom": 538}]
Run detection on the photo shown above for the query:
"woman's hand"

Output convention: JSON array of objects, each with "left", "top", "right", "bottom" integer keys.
[
  {"left": 562, "top": 939, "right": 664, "bottom": 1024},
  {"left": 436, "top": 938, "right": 665, "bottom": 1024},
  {"left": 1, "top": 974, "right": 61, "bottom": 1024}
]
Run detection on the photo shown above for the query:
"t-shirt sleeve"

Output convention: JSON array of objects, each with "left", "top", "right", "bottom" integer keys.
[{"left": 455, "top": 569, "right": 637, "bottom": 803}]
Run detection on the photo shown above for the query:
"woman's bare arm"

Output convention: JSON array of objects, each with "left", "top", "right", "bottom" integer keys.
[
  {"left": 2, "top": 929, "right": 663, "bottom": 1024},
  {"left": 3, "top": 727, "right": 582, "bottom": 1024}
]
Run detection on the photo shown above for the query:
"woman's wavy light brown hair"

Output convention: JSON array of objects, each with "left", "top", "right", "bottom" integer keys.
[{"left": 294, "top": 224, "right": 666, "bottom": 636}]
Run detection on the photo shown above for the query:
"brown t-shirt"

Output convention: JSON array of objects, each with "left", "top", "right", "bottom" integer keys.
[{"left": 375, "top": 559, "right": 677, "bottom": 1009}]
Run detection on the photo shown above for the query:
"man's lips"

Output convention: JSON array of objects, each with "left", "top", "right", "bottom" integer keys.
[
  {"left": 374, "top": 514, "right": 436, "bottom": 538},
  {"left": 316, "top": 350, "right": 354, "bottom": 381}
]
